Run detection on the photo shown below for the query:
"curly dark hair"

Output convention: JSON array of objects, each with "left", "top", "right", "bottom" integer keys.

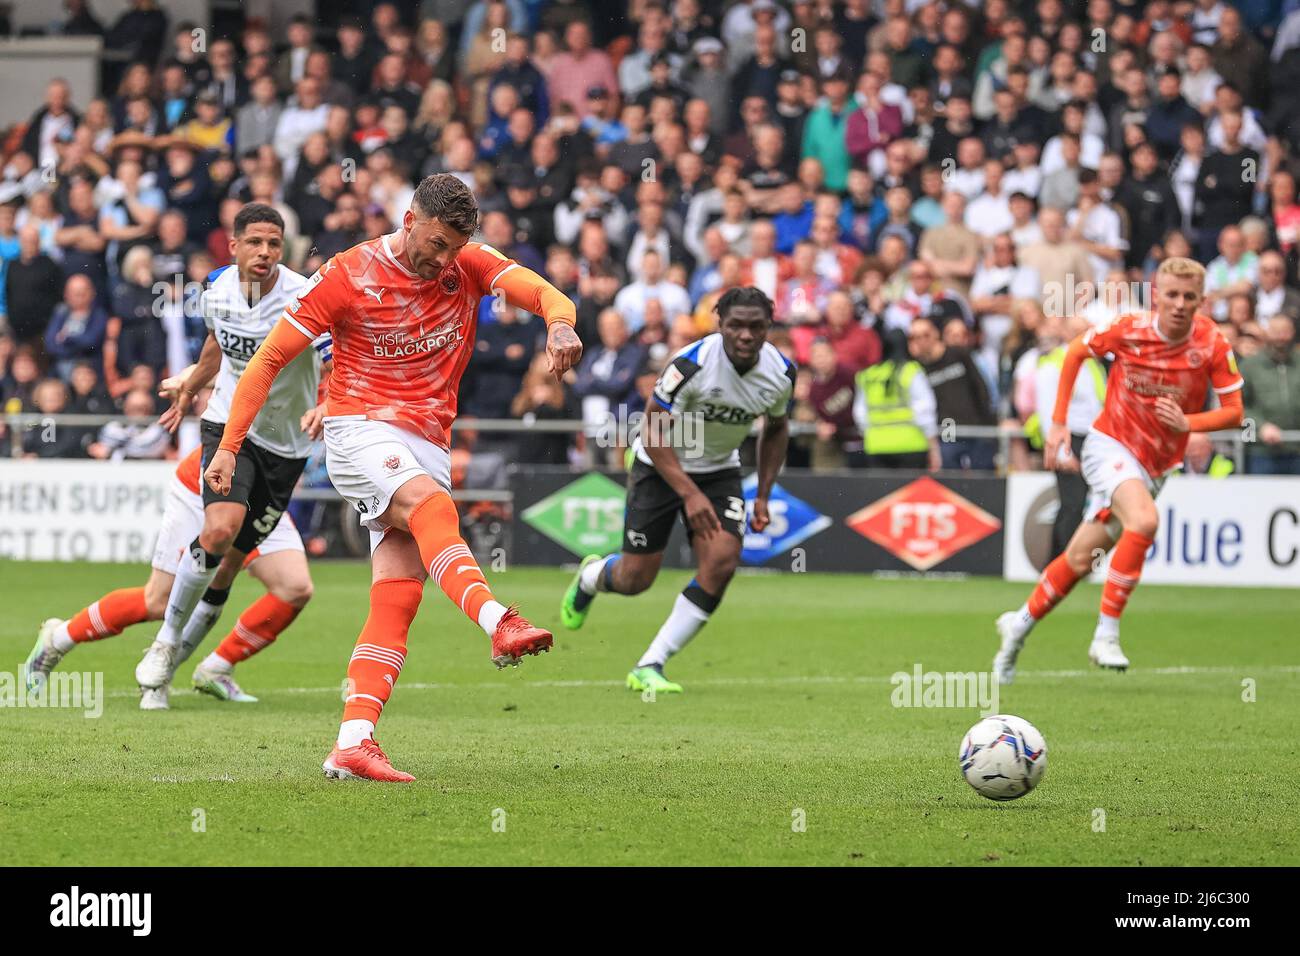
[
  {"left": 715, "top": 286, "right": 774, "bottom": 322},
  {"left": 412, "top": 173, "right": 479, "bottom": 235},
  {"left": 233, "top": 202, "right": 285, "bottom": 236}
]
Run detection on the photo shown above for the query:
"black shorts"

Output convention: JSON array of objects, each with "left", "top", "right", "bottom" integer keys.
[
  {"left": 200, "top": 420, "right": 307, "bottom": 553},
  {"left": 623, "top": 459, "right": 746, "bottom": 554}
]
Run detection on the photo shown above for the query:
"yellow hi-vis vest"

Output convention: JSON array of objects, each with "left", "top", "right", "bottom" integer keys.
[
  {"left": 1024, "top": 346, "right": 1107, "bottom": 449},
  {"left": 856, "top": 360, "right": 930, "bottom": 455}
]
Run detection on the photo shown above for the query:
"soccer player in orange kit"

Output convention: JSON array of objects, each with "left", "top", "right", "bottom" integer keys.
[
  {"left": 993, "top": 257, "right": 1244, "bottom": 683},
  {"left": 205, "top": 175, "right": 583, "bottom": 781}
]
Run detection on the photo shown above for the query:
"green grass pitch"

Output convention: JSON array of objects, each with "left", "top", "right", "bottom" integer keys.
[{"left": 2, "top": 559, "right": 1297, "bottom": 866}]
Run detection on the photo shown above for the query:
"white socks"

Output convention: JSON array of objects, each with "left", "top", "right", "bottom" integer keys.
[
  {"left": 156, "top": 543, "right": 223, "bottom": 648},
  {"left": 1094, "top": 613, "right": 1121, "bottom": 640},
  {"left": 478, "top": 600, "right": 508, "bottom": 635},
  {"left": 1010, "top": 604, "right": 1036, "bottom": 640},
  {"left": 199, "top": 651, "right": 233, "bottom": 675},
  {"left": 578, "top": 555, "right": 612, "bottom": 595},
  {"left": 51, "top": 623, "right": 76, "bottom": 653},
  {"left": 637, "top": 593, "right": 712, "bottom": 669},
  {"left": 177, "top": 598, "right": 226, "bottom": 664},
  {"left": 338, "top": 719, "right": 375, "bottom": 749}
]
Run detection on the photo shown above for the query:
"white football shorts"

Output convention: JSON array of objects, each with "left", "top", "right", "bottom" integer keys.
[
  {"left": 1080, "top": 428, "right": 1167, "bottom": 536},
  {"left": 323, "top": 416, "right": 453, "bottom": 552}
]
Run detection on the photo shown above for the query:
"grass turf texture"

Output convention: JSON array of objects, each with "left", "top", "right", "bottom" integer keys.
[{"left": 2, "top": 559, "right": 1297, "bottom": 867}]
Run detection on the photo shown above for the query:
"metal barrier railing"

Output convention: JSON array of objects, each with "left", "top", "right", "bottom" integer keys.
[{"left": 5, "top": 413, "right": 1299, "bottom": 475}]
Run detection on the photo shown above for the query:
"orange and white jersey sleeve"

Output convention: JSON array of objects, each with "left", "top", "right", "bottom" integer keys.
[
  {"left": 1208, "top": 328, "right": 1244, "bottom": 396},
  {"left": 1080, "top": 312, "right": 1133, "bottom": 359},
  {"left": 460, "top": 242, "right": 577, "bottom": 327},
  {"left": 283, "top": 257, "right": 353, "bottom": 339}
]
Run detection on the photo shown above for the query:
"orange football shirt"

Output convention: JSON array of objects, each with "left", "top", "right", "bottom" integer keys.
[{"left": 1082, "top": 312, "right": 1243, "bottom": 476}]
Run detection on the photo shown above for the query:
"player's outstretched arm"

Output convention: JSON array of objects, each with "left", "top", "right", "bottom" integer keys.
[
  {"left": 1046, "top": 335, "right": 1090, "bottom": 471},
  {"left": 204, "top": 318, "right": 312, "bottom": 494},
  {"left": 642, "top": 403, "right": 720, "bottom": 539},
  {"left": 494, "top": 265, "right": 582, "bottom": 377},
  {"left": 751, "top": 414, "right": 789, "bottom": 533},
  {"left": 160, "top": 333, "right": 222, "bottom": 433}
]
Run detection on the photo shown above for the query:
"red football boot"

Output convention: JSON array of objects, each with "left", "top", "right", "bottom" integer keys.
[
  {"left": 491, "top": 605, "right": 553, "bottom": 668},
  {"left": 323, "top": 739, "right": 416, "bottom": 782}
]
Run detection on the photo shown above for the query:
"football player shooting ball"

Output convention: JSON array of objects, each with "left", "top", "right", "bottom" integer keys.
[{"left": 206, "top": 174, "right": 582, "bottom": 782}]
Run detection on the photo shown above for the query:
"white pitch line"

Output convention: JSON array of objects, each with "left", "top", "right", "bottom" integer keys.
[{"left": 101, "top": 664, "right": 1300, "bottom": 700}]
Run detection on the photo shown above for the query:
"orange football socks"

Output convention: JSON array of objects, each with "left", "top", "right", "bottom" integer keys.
[
  {"left": 1101, "top": 530, "right": 1153, "bottom": 620},
  {"left": 214, "top": 593, "right": 301, "bottom": 664},
  {"left": 407, "top": 491, "right": 506, "bottom": 634},
  {"left": 1027, "top": 554, "right": 1083, "bottom": 621},
  {"left": 65, "top": 587, "right": 150, "bottom": 643},
  {"left": 340, "top": 577, "right": 424, "bottom": 727}
]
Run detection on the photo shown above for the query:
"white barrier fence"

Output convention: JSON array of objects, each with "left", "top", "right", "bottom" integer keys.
[
  {"left": 0, "top": 460, "right": 170, "bottom": 562},
  {"left": 1003, "top": 473, "right": 1300, "bottom": 588},
  {"left": 3, "top": 461, "right": 1298, "bottom": 587}
]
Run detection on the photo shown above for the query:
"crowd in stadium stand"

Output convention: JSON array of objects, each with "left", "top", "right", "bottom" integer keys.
[{"left": 1, "top": 0, "right": 1299, "bottom": 476}]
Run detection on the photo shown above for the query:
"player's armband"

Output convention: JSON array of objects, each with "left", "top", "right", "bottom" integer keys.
[{"left": 653, "top": 355, "right": 702, "bottom": 410}]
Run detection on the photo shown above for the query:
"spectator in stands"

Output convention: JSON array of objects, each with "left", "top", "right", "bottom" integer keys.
[
  {"left": 44, "top": 274, "right": 108, "bottom": 380},
  {"left": 804, "top": 337, "right": 862, "bottom": 470},
  {"left": 572, "top": 308, "right": 646, "bottom": 464},
  {"left": 97, "top": 158, "right": 165, "bottom": 280},
  {"left": 463, "top": 296, "right": 542, "bottom": 422},
  {"left": 1242, "top": 314, "right": 1300, "bottom": 474},
  {"left": 105, "top": 245, "right": 166, "bottom": 391},
  {"left": 0, "top": 204, "right": 22, "bottom": 335},
  {"left": 816, "top": 289, "right": 881, "bottom": 373},
  {"left": 548, "top": 21, "right": 618, "bottom": 118},
  {"left": 1018, "top": 206, "right": 1094, "bottom": 303},
  {"left": 237, "top": 76, "right": 283, "bottom": 154},
  {"left": 1066, "top": 168, "right": 1128, "bottom": 284},
  {"left": 1194, "top": 111, "right": 1258, "bottom": 261},
  {"left": 157, "top": 143, "right": 216, "bottom": 242},
  {"left": 907, "top": 313, "right": 996, "bottom": 471},
  {"left": 66, "top": 359, "right": 114, "bottom": 421},
  {"left": 613, "top": 249, "right": 691, "bottom": 334},
  {"left": 21, "top": 79, "right": 80, "bottom": 173},
  {"left": 917, "top": 191, "right": 981, "bottom": 300},
  {"left": 511, "top": 354, "right": 576, "bottom": 466},
  {"left": 86, "top": 386, "right": 170, "bottom": 461},
  {"left": 970, "top": 232, "right": 1040, "bottom": 370},
  {"left": 21, "top": 378, "right": 89, "bottom": 459},
  {"left": 54, "top": 177, "right": 108, "bottom": 296},
  {"left": 1205, "top": 224, "right": 1260, "bottom": 320},
  {"left": 2, "top": 345, "right": 42, "bottom": 417},
  {"left": 1255, "top": 251, "right": 1300, "bottom": 326},
  {"left": 801, "top": 68, "right": 854, "bottom": 193}
]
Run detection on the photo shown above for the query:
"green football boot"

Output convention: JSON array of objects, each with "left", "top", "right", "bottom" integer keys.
[
  {"left": 626, "top": 665, "right": 683, "bottom": 695},
  {"left": 560, "top": 554, "right": 604, "bottom": 630}
]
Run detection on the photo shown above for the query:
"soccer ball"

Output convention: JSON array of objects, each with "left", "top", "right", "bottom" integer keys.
[{"left": 958, "top": 714, "right": 1048, "bottom": 801}]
